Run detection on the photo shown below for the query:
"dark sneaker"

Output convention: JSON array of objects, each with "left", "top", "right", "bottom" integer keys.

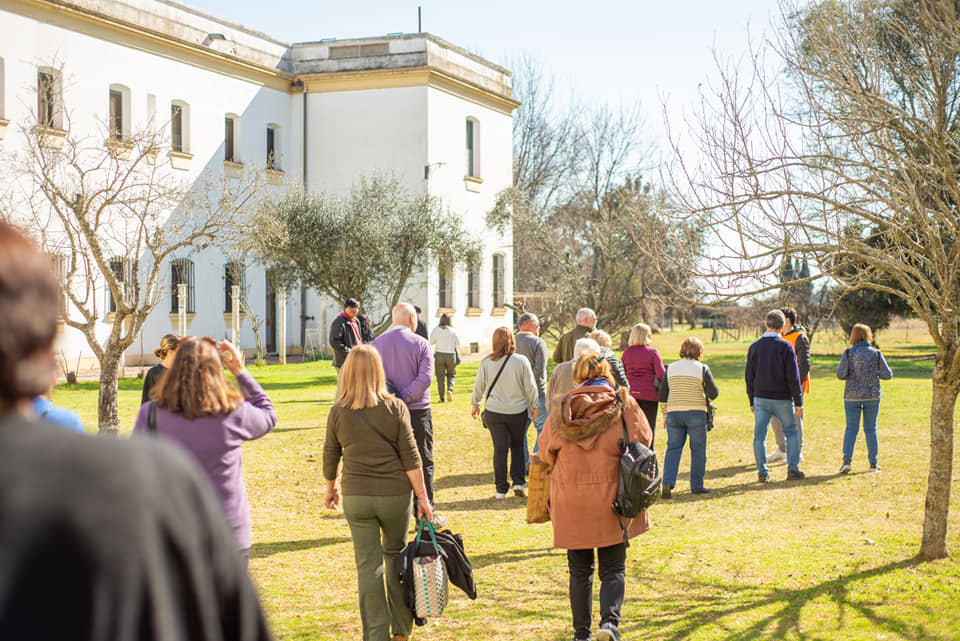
[
  {"left": 595, "top": 622, "right": 619, "bottom": 641},
  {"left": 691, "top": 487, "right": 711, "bottom": 495},
  {"left": 787, "top": 469, "right": 806, "bottom": 481},
  {"left": 661, "top": 486, "right": 672, "bottom": 499},
  {"left": 758, "top": 473, "right": 770, "bottom": 483},
  {"left": 869, "top": 464, "right": 882, "bottom": 473}
]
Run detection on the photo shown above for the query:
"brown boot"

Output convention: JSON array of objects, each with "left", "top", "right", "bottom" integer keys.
[{"left": 393, "top": 636, "right": 408, "bottom": 641}]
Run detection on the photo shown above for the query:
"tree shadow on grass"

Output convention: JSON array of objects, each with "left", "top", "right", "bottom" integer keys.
[
  {"left": 250, "top": 536, "right": 351, "bottom": 558},
  {"left": 435, "top": 496, "right": 529, "bottom": 512},
  {"left": 470, "top": 546, "right": 556, "bottom": 570},
  {"left": 270, "top": 425, "right": 323, "bottom": 433},
  {"left": 622, "top": 555, "right": 928, "bottom": 640},
  {"left": 434, "top": 472, "right": 493, "bottom": 490},
  {"left": 261, "top": 375, "right": 338, "bottom": 390}
]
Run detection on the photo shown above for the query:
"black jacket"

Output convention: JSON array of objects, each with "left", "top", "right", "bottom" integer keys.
[
  {"left": 745, "top": 334, "right": 803, "bottom": 406},
  {"left": 329, "top": 314, "right": 361, "bottom": 368},
  {"left": 395, "top": 525, "right": 477, "bottom": 625},
  {"left": 601, "top": 347, "right": 630, "bottom": 391}
]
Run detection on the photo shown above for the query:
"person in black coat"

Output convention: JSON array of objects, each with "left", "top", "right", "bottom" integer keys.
[
  {"left": 329, "top": 298, "right": 364, "bottom": 369},
  {"left": 413, "top": 306, "right": 429, "bottom": 340}
]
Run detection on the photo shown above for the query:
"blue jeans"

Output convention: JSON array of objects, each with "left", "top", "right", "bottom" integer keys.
[
  {"left": 662, "top": 410, "right": 708, "bottom": 491},
  {"left": 753, "top": 397, "right": 801, "bottom": 475},
  {"left": 524, "top": 393, "right": 548, "bottom": 464},
  {"left": 843, "top": 400, "right": 880, "bottom": 465}
]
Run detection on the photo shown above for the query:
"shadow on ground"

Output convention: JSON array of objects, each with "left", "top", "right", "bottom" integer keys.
[{"left": 251, "top": 536, "right": 351, "bottom": 558}]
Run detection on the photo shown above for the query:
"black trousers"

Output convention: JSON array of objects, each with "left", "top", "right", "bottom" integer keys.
[
  {"left": 567, "top": 543, "right": 626, "bottom": 640},
  {"left": 483, "top": 409, "right": 528, "bottom": 494},
  {"left": 408, "top": 408, "right": 434, "bottom": 505},
  {"left": 636, "top": 399, "right": 659, "bottom": 449}
]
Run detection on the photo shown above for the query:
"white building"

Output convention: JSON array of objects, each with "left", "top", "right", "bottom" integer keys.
[{"left": 0, "top": 0, "right": 517, "bottom": 367}]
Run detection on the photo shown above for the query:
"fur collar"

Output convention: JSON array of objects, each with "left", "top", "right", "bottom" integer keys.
[{"left": 549, "top": 385, "right": 629, "bottom": 442}]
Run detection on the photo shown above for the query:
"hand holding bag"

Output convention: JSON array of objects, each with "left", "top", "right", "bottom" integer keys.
[{"left": 412, "top": 519, "right": 449, "bottom": 619}]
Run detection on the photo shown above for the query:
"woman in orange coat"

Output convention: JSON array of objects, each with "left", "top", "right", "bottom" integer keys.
[{"left": 536, "top": 351, "right": 653, "bottom": 641}]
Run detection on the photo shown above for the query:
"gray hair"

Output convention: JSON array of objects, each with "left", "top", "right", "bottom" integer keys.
[
  {"left": 572, "top": 337, "right": 601, "bottom": 360},
  {"left": 765, "top": 309, "right": 785, "bottom": 331},
  {"left": 576, "top": 308, "right": 596, "bottom": 325},
  {"left": 588, "top": 329, "right": 612, "bottom": 348},
  {"left": 517, "top": 312, "right": 538, "bottom": 329},
  {"left": 392, "top": 303, "right": 416, "bottom": 325}
]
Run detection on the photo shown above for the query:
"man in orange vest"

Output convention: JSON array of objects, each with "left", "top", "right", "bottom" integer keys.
[{"left": 767, "top": 307, "right": 810, "bottom": 463}]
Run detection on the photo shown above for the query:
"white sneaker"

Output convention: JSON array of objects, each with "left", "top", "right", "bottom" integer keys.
[
  {"left": 494, "top": 492, "right": 507, "bottom": 499},
  {"left": 839, "top": 462, "right": 851, "bottom": 474},
  {"left": 513, "top": 485, "right": 526, "bottom": 497},
  {"left": 766, "top": 450, "right": 786, "bottom": 463}
]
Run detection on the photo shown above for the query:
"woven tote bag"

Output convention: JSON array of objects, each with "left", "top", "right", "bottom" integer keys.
[
  {"left": 412, "top": 520, "right": 449, "bottom": 619},
  {"left": 525, "top": 459, "right": 552, "bottom": 523}
]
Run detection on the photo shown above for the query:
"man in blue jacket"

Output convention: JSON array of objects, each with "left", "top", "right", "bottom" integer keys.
[{"left": 746, "top": 310, "right": 805, "bottom": 482}]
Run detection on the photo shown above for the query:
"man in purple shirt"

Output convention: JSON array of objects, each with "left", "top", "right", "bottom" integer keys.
[{"left": 372, "top": 303, "right": 435, "bottom": 505}]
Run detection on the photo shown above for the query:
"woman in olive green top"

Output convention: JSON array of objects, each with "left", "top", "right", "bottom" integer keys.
[{"left": 323, "top": 345, "right": 433, "bottom": 641}]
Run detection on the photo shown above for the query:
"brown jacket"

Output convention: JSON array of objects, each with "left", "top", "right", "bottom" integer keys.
[{"left": 536, "top": 384, "right": 653, "bottom": 549}]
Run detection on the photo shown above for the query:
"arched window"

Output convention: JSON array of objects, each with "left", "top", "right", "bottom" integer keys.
[
  {"left": 108, "top": 84, "right": 131, "bottom": 140},
  {"left": 225, "top": 113, "right": 241, "bottom": 163},
  {"left": 107, "top": 256, "right": 132, "bottom": 313},
  {"left": 492, "top": 253, "right": 505, "bottom": 308},
  {"left": 467, "top": 261, "right": 480, "bottom": 309},
  {"left": 224, "top": 261, "right": 245, "bottom": 313},
  {"left": 465, "top": 117, "right": 480, "bottom": 178},
  {"left": 266, "top": 123, "right": 281, "bottom": 169},
  {"left": 37, "top": 67, "right": 63, "bottom": 129},
  {"left": 170, "top": 100, "right": 190, "bottom": 152},
  {"left": 438, "top": 261, "right": 454, "bottom": 309},
  {"left": 170, "top": 258, "right": 195, "bottom": 314}
]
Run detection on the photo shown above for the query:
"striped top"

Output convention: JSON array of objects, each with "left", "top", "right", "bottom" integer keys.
[{"left": 658, "top": 358, "right": 719, "bottom": 413}]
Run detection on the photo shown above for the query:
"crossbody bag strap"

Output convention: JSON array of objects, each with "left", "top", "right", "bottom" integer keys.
[
  {"left": 356, "top": 409, "right": 401, "bottom": 460},
  {"left": 484, "top": 354, "right": 511, "bottom": 406},
  {"left": 702, "top": 363, "right": 710, "bottom": 412},
  {"left": 617, "top": 396, "right": 631, "bottom": 548}
]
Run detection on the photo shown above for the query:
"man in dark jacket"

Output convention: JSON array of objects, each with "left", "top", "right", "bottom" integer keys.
[
  {"left": 329, "top": 298, "right": 363, "bottom": 370},
  {"left": 414, "top": 305, "right": 429, "bottom": 340},
  {"left": 767, "top": 306, "right": 811, "bottom": 463},
  {"left": 746, "top": 309, "right": 804, "bottom": 483}
]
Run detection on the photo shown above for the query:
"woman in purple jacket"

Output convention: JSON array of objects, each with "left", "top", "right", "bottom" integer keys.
[
  {"left": 134, "top": 337, "right": 277, "bottom": 566},
  {"left": 621, "top": 323, "right": 666, "bottom": 447}
]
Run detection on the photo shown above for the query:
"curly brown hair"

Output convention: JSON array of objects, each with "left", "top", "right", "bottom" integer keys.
[{"left": 152, "top": 337, "right": 242, "bottom": 419}]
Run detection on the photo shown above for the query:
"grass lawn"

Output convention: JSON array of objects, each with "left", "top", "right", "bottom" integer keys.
[{"left": 52, "top": 328, "right": 960, "bottom": 640}]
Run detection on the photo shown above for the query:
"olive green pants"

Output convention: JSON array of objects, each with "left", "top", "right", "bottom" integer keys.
[{"left": 342, "top": 493, "right": 413, "bottom": 641}]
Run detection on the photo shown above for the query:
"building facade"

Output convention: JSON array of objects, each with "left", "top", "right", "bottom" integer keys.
[{"left": 0, "top": 0, "right": 516, "bottom": 367}]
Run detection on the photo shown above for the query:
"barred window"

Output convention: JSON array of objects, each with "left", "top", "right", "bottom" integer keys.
[
  {"left": 492, "top": 254, "right": 505, "bottom": 308},
  {"left": 465, "top": 117, "right": 480, "bottom": 178},
  {"left": 37, "top": 69, "right": 62, "bottom": 129},
  {"left": 467, "top": 262, "right": 480, "bottom": 309},
  {"left": 107, "top": 256, "right": 132, "bottom": 313},
  {"left": 171, "top": 100, "right": 190, "bottom": 152},
  {"left": 438, "top": 261, "right": 453, "bottom": 309},
  {"left": 224, "top": 261, "right": 245, "bottom": 313},
  {"left": 170, "top": 258, "right": 195, "bottom": 314}
]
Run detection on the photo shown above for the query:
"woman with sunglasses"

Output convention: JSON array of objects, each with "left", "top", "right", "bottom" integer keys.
[{"left": 134, "top": 337, "right": 277, "bottom": 567}]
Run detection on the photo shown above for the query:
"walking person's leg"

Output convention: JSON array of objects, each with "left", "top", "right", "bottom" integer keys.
[
  {"left": 486, "top": 413, "right": 511, "bottom": 496},
  {"left": 595, "top": 542, "right": 627, "bottom": 640},
  {"left": 377, "top": 494, "right": 415, "bottom": 640},
  {"left": 567, "top": 548, "right": 595, "bottom": 641},
  {"left": 841, "top": 400, "right": 862, "bottom": 466},
  {"left": 637, "top": 400, "right": 658, "bottom": 449},
  {"left": 342, "top": 495, "right": 391, "bottom": 641},
  {"left": 532, "top": 393, "right": 547, "bottom": 454},
  {"left": 506, "top": 411, "right": 528, "bottom": 492},
  {"left": 771, "top": 400, "right": 800, "bottom": 473},
  {"left": 752, "top": 398, "right": 775, "bottom": 479},
  {"left": 861, "top": 400, "right": 881, "bottom": 467},
  {"left": 687, "top": 411, "right": 709, "bottom": 492},
  {"left": 408, "top": 409, "right": 434, "bottom": 506},
  {"left": 662, "top": 413, "right": 688, "bottom": 494},
  {"left": 770, "top": 415, "right": 786, "bottom": 456}
]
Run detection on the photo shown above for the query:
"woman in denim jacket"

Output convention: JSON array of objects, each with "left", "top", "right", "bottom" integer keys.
[{"left": 837, "top": 323, "right": 893, "bottom": 473}]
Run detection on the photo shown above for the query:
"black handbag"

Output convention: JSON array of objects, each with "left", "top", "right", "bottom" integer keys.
[{"left": 701, "top": 364, "right": 716, "bottom": 431}]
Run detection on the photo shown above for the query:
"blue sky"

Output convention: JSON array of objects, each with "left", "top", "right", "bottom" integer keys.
[{"left": 188, "top": 0, "right": 780, "bottom": 149}]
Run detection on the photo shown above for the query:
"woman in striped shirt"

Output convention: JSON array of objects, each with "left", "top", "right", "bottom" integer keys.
[{"left": 658, "top": 337, "right": 719, "bottom": 498}]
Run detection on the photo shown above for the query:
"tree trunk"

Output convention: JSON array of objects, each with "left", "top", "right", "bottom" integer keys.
[
  {"left": 920, "top": 363, "right": 958, "bottom": 560},
  {"left": 97, "top": 349, "right": 123, "bottom": 437}
]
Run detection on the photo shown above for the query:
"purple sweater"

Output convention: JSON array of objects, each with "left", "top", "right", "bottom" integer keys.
[
  {"left": 622, "top": 345, "right": 666, "bottom": 402},
  {"left": 133, "top": 371, "right": 277, "bottom": 549},
  {"left": 372, "top": 325, "right": 434, "bottom": 410}
]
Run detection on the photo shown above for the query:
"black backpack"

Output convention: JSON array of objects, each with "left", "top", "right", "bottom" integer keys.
[{"left": 612, "top": 405, "right": 661, "bottom": 547}]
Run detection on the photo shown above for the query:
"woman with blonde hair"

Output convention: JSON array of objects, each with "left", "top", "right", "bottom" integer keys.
[
  {"left": 133, "top": 337, "right": 277, "bottom": 566},
  {"left": 140, "top": 333, "right": 179, "bottom": 404},
  {"left": 837, "top": 323, "right": 893, "bottom": 473},
  {"left": 658, "top": 337, "right": 719, "bottom": 498},
  {"left": 537, "top": 351, "right": 653, "bottom": 641},
  {"left": 471, "top": 327, "right": 538, "bottom": 499},
  {"left": 621, "top": 323, "right": 666, "bottom": 445},
  {"left": 324, "top": 345, "right": 432, "bottom": 641}
]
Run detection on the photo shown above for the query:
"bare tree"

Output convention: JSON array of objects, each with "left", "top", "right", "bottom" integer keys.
[
  {"left": 664, "top": 0, "right": 960, "bottom": 559},
  {"left": 2, "top": 71, "right": 267, "bottom": 435}
]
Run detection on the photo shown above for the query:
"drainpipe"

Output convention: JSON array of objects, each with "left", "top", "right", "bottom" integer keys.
[{"left": 298, "top": 82, "right": 311, "bottom": 351}]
